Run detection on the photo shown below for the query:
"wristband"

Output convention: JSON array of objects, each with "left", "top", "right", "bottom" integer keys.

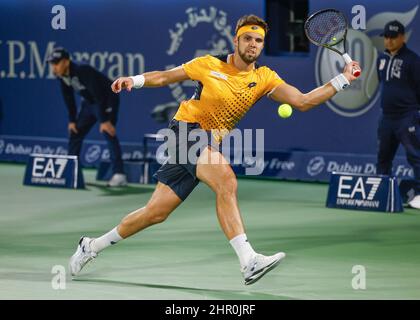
[
  {"left": 330, "top": 73, "right": 350, "bottom": 92},
  {"left": 129, "top": 74, "right": 145, "bottom": 89}
]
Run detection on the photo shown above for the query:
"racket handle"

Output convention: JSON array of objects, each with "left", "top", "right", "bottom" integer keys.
[{"left": 342, "top": 53, "right": 361, "bottom": 77}]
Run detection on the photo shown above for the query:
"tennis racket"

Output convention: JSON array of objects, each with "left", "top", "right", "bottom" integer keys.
[{"left": 304, "top": 8, "right": 361, "bottom": 77}]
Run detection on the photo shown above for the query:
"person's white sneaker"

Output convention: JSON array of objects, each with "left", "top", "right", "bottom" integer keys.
[
  {"left": 408, "top": 195, "right": 420, "bottom": 209},
  {"left": 69, "top": 237, "right": 98, "bottom": 276},
  {"left": 242, "top": 252, "right": 286, "bottom": 285},
  {"left": 107, "top": 173, "right": 127, "bottom": 187}
]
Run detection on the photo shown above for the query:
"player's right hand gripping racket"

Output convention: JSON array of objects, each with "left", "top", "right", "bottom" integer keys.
[{"left": 304, "top": 8, "right": 361, "bottom": 77}]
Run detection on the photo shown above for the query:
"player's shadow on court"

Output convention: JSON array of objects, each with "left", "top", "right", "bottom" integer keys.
[
  {"left": 86, "top": 182, "right": 155, "bottom": 197},
  {"left": 73, "top": 278, "right": 290, "bottom": 299}
]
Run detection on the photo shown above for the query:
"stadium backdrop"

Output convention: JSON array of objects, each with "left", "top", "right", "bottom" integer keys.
[{"left": 0, "top": 0, "right": 419, "bottom": 182}]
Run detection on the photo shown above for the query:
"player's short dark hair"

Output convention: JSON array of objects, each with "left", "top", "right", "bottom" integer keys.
[{"left": 235, "top": 15, "right": 269, "bottom": 36}]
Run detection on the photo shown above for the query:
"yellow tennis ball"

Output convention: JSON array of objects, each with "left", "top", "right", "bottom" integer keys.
[
  {"left": 333, "top": 37, "right": 337, "bottom": 41},
  {"left": 278, "top": 104, "right": 292, "bottom": 118}
]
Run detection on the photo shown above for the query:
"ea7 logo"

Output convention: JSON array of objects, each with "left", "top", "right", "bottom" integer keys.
[
  {"left": 338, "top": 176, "right": 382, "bottom": 200},
  {"left": 32, "top": 157, "right": 68, "bottom": 178}
]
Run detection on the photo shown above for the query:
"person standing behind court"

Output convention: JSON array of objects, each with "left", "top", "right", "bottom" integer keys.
[
  {"left": 47, "top": 47, "right": 127, "bottom": 187},
  {"left": 376, "top": 21, "right": 420, "bottom": 208}
]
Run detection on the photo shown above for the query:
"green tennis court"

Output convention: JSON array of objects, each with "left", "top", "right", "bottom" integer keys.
[{"left": 1, "top": 162, "right": 420, "bottom": 300}]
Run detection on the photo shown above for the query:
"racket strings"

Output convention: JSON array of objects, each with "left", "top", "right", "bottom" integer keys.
[{"left": 305, "top": 10, "right": 347, "bottom": 46}]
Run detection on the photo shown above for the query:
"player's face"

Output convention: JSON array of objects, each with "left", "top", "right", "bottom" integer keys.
[
  {"left": 236, "top": 32, "right": 264, "bottom": 64},
  {"left": 51, "top": 59, "right": 70, "bottom": 77},
  {"left": 384, "top": 34, "right": 405, "bottom": 53}
]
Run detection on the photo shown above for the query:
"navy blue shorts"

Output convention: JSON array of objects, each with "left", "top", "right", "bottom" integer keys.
[{"left": 154, "top": 120, "right": 212, "bottom": 201}]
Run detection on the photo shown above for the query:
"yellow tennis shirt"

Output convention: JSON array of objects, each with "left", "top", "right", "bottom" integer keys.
[{"left": 174, "top": 55, "right": 285, "bottom": 141}]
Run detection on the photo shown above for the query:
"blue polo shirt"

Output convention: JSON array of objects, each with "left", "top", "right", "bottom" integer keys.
[
  {"left": 377, "top": 44, "right": 420, "bottom": 116},
  {"left": 59, "top": 62, "right": 119, "bottom": 122}
]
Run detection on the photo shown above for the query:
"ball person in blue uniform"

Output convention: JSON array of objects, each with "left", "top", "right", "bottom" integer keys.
[
  {"left": 47, "top": 47, "right": 127, "bottom": 187},
  {"left": 376, "top": 21, "right": 420, "bottom": 208}
]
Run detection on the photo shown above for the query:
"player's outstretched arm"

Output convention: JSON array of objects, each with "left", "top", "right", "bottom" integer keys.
[
  {"left": 269, "top": 61, "right": 361, "bottom": 112},
  {"left": 111, "top": 66, "right": 190, "bottom": 93}
]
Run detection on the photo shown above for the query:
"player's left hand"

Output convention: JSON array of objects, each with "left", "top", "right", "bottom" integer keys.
[
  {"left": 111, "top": 77, "right": 133, "bottom": 93},
  {"left": 100, "top": 121, "right": 116, "bottom": 137},
  {"left": 343, "top": 61, "right": 362, "bottom": 82}
]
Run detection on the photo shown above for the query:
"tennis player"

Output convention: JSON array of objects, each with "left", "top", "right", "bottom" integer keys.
[{"left": 69, "top": 14, "right": 360, "bottom": 285}]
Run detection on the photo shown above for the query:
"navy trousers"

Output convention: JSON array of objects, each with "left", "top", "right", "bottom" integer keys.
[
  {"left": 68, "top": 100, "right": 124, "bottom": 174},
  {"left": 377, "top": 112, "right": 420, "bottom": 194}
]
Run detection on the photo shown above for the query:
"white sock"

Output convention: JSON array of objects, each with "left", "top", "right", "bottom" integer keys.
[
  {"left": 90, "top": 227, "right": 123, "bottom": 253},
  {"left": 229, "top": 233, "right": 257, "bottom": 268}
]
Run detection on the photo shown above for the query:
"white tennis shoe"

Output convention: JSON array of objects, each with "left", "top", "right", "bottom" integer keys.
[
  {"left": 408, "top": 195, "right": 420, "bottom": 209},
  {"left": 107, "top": 173, "right": 127, "bottom": 187},
  {"left": 69, "top": 237, "right": 97, "bottom": 276},
  {"left": 242, "top": 252, "right": 286, "bottom": 285}
]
